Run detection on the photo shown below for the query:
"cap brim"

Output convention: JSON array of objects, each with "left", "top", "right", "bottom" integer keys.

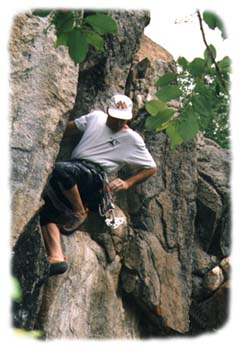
[{"left": 108, "top": 108, "right": 132, "bottom": 120}]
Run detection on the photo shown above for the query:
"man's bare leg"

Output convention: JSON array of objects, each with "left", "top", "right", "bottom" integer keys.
[
  {"left": 63, "top": 184, "right": 88, "bottom": 221},
  {"left": 41, "top": 223, "right": 65, "bottom": 261},
  {"left": 41, "top": 223, "right": 68, "bottom": 275}
]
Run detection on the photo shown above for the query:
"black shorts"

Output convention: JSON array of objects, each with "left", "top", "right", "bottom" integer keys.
[{"left": 39, "top": 160, "right": 105, "bottom": 226}]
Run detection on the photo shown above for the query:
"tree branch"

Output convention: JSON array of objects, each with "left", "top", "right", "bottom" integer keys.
[{"left": 196, "top": 10, "right": 228, "bottom": 94}]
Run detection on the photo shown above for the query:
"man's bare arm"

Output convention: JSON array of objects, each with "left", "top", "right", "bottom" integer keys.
[
  {"left": 63, "top": 120, "right": 81, "bottom": 138},
  {"left": 110, "top": 167, "right": 157, "bottom": 192}
]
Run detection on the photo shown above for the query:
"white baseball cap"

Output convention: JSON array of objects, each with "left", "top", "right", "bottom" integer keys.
[{"left": 108, "top": 94, "right": 133, "bottom": 120}]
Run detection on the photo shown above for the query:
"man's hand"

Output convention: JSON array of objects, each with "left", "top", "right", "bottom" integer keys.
[
  {"left": 109, "top": 178, "right": 129, "bottom": 192},
  {"left": 110, "top": 167, "right": 157, "bottom": 192},
  {"left": 109, "top": 167, "right": 157, "bottom": 192}
]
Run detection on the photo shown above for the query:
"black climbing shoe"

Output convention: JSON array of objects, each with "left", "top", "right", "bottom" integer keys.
[{"left": 48, "top": 257, "right": 68, "bottom": 276}]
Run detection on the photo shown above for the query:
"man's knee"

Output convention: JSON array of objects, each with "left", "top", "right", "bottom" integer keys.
[{"left": 52, "top": 162, "right": 76, "bottom": 190}]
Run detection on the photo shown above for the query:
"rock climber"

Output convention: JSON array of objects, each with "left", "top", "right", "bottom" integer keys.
[{"left": 40, "top": 94, "right": 157, "bottom": 276}]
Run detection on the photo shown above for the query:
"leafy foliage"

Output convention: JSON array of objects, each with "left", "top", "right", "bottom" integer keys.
[
  {"left": 32, "top": 9, "right": 117, "bottom": 64},
  {"left": 203, "top": 11, "right": 227, "bottom": 39},
  {"left": 145, "top": 11, "right": 230, "bottom": 149}
]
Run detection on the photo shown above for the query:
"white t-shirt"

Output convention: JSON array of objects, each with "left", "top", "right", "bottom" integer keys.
[{"left": 71, "top": 111, "right": 156, "bottom": 174}]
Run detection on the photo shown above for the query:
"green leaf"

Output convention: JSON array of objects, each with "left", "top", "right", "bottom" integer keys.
[
  {"left": 84, "top": 14, "right": 117, "bottom": 34},
  {"left": 55, "top": 32, "right": 69, "bottom": 47},
  {"left": 195, "top": 81, "right": 217, "bottom": 107},
  {"left": 145, "top": 109, "right": 174, "bottom": 131},
  {"left": 188, "top": 58, "right": 206, "bottom": 77},
  {"left": 191, "top": 94, "right": 211, "bottom": 118},
  {"left": 218, "top": 56, "right": 231, "bottom": 73},
  {"left": 216, "top": 17, "right": 227, "bottom": 39},
  {"left": 203, "top": 11, "right": 227, "bottom": 39},
  {"left": 156, "top": 86, "right": 182, "bottom": 102},
  {"left": 166, "top": 121, "right": 184, "bottom": 148},
  {"left": 52, "top": 11, "right": 75, "bottom": 33},
  {"left": 85, "top": 31, "right": 104, "bottom": 51},
  {"left": 32, "top": 10, "right": 52, "bottom": 17},
  {"left": 178, "top": 108, "right": 199, "bottom": 142},
  {"left": 203, "top": 11, "right": 217, "bottom": 29},
  {"left": 191, "top": 94, "right": 212, "bottom": 129},
  {"left": 177, "top": 56, "right": 189, "bottom": 69},
  {"left": 204, "top": 44, "right": 217, "bottom": 61},
  {"left": 155, "top": 72, "right": 177, "bottom": 87},
  {"left": 67, "top": 29, "right": 89, "bottom": 64},
  {"left": 145, "top": 99, "right": 167, "bottom": 116},
  {"left": 195, "top": 81, "right": 207, "bottom": 95}
]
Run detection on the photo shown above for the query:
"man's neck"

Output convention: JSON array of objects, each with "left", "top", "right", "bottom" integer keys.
[{"left": 106, "top": 115, "right": 130, "bottom": 132}]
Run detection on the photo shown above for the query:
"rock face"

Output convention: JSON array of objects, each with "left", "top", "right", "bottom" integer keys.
[
  {"left": 120, "top": 138, "right": 197, "bottom": 333},
  {"left": 36, "top": 228, "right": 142, "bottom": 339},
  {"left": 10, "top": 13, "right": 79, "bottom": 245},
  {"left": 11, "top": 11, "right": 230, "bottom": 339},
  {"left": 196, "top": 136, "right": 231, "bottom": 257}
]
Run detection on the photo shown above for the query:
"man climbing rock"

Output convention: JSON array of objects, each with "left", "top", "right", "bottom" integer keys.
[{"left": 40, "top": 94, "right": 157, "bottom": 276}]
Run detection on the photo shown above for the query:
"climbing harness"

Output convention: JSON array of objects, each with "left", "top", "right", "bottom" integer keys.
[
  {"left": 64, "top": 159, "right": 124, "bottom": 229},
  {"left": 99, "top": 173, "right": 124, "bottom": 229}
]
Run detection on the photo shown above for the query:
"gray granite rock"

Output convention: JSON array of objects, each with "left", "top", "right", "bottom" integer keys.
[{"left": 10, "top": 13, "right": 79, "bottom": 245}]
